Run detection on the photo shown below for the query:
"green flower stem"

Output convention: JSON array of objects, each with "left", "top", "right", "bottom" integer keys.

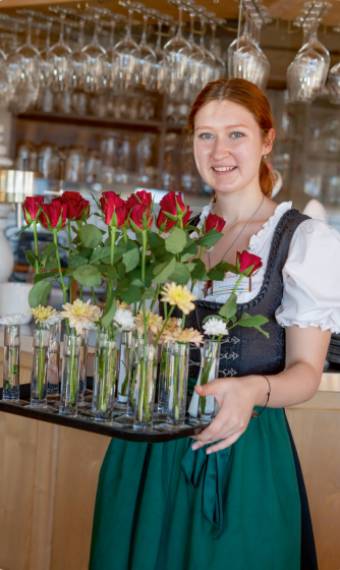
[
  {"left": 33, "top": 221, "right": 40, "bottom": 275},
  {"left": 199, "top": 357, "right": 214, "bottom": 416},
  {"left": 68, "top": 337, "right": 78, "bottom": 405},
  {"left": 155, "top": 307, "right": 175, "bottom": 345},
  {"left": 53, "top": 229, "right": 68, "bottom": 304},
  {"left": 98, "top": 347, "right": 109, "bottom": 412},
  {"left": 36, "top": 345, "right": 47, "bottom": 399},
  {"left": 110, "top": 225, "right": 116, "bottom": 265},
  {"left": 141, "top": 229, "right": 147, "bottom": 283},
  {"left": 6, "top": 346, "right": 19, "bottom": 388}
]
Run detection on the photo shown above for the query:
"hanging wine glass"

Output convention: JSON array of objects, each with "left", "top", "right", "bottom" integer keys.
[
  {"left": 80, "top": 9, "right": 110, "bottom": 94},
  {"left": 228, "top": 8, "right": 270, "bottom": 89},
  {"left": 45, "top": 12, "right": 73, "bottom": 93},
  {"left": 153, "top": 15, "right": 171, "bottom": 93},
  {"left": 7, "top": 15, "right": 40, "bottom": 113},
  {"left": 287, "top": 20, "right": 330, "bottom": 103},
  {"left": 134, "top": 6, "right": 158, "bottom": 91},
  {"left": 114, "top": 0, "right": 141, "bottom": 91},
  {"left": 163, "top": 0, "right": 191, "bottom": 97},
  {"left": 327, "top": 62, "right": 340, "bottom": 105},
  {"left": 178, "top": 5, "right": 205, "bottom": 94},
  {"left": 206, "top": 16, "right": 226, "bottom": 82},
  {"left": 0, "top": 48, "right": 15, "bottom": 108}
]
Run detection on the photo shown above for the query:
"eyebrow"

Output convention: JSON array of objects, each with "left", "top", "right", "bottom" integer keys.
[{"left": 195, "top": 124, "right": 249, "bottom": 131}]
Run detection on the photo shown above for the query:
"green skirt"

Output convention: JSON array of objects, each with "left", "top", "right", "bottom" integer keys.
[{"left": 90, "top": 409, "right": 301, "bottom": 570}]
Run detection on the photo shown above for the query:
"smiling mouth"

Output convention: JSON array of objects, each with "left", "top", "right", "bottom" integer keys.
[{"left": 211, "top": 166, "right": 237, "bottom": 173}]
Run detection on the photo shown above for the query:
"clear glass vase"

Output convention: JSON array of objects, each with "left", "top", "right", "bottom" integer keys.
[
  {"left": 116, "top": 330, "right": 134, "bottom": 410},
  {"left": 59, "top": 333, "right": 81, "bottom": 416},
  {"left": 188, "top": 338, "right": 221, "bottom": 421},
  {"left": 78, "top": 330, "right": 88, "bottom": 405},
  {"left": 47, "top": 321, "right": 60, "bottom": 396},
  {"left": 156, "top": 341, "right": 171, "bottom": 415},
  {"left": 131, "top": 340, "right": 157, "bottom": 428},
  {"left": 2, "top": 324, "right": 20, "bottom": 401},
  {"left": 165, "top": 341, "right": 189, "bottom": 425},
  {"left": 30, "top": 327, "right": 50, "bottom": 407},
  {"left": 92, "top": 331, "right": 118, "bottom": 421}
]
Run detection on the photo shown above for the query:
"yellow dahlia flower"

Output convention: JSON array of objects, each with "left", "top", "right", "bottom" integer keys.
[{"left": 160, "top": 283, "right": 196, "bottom": 315}]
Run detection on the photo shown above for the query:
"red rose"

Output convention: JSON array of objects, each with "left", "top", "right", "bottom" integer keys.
[
  {"left": 129, "top": 204, "right": 153, "bottom": 230},
  {"left": 156, "top": 192, "right": 191, "bottom": 231},
  {"left": 61, "top": 191, "right": 90, "bottom": 221},
  {"left": 100, "top": 191, "right": 127, "bottom": 227},
  {"left": 204, "top": 213, "right": 225, "bottom": 233},
  {"left": 236, "top": 250, "right": 263, "bottom": 276},
  {"left": 40, "top": 198, "right": 67, "bottom": 230},
  {"left": 23, "top": 196, "right": 44, "bottom": 224},
  {"left": 126, "top": 190, "right": 152, "bottom": 213}
]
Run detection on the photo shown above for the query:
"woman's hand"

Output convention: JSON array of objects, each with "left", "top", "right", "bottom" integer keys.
[{"left": 191, "top": 375, "right": 267, "bottom": 455}]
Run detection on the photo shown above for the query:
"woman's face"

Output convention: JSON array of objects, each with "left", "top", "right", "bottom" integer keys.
[{"left": 193, "top": 99, "right": 274, "bottom": 196}]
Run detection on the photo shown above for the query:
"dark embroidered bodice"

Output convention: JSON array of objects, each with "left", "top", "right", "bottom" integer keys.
[{"left": 187, "top": 208, "right": 309, "bottom": 378}]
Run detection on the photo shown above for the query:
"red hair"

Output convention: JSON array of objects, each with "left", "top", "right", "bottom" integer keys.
[{"left": 188, "top": 78, "right": 275, "bottom": 196}]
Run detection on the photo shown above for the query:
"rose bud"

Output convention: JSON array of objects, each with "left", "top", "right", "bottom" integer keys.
[
  {"left": 126, "top": 190, "right": 153, "bottom": 213},
  {"left": 61, "top": 191, "right": 90, "bottom": 221},
  {"left": 156, "top": 191, "right": 191, "bottom": 231},
  {"left": 204, "top": 213, "right": 226, "bottom": 233},
  {"left": 100, "top": 191, "right": 127, "bottom": 227},
  {"left": 23, "top": 196, "right": 44, "bottom": 224},
  {"left": 129, "top": 204, "right": 153, "bottom": 230},
  {"left": 40, "top": 198, "right": 67, "bottom": 230},
  {"left": 236, "top": 250, "right": 263, "bottom": 276}
]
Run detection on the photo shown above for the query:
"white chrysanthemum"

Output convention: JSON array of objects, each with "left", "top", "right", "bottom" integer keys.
[
  {"left": 61, "top": 299, "right": 102, "bottom": 335},
  {"left": 114, "top": 308, "right": 135, "bottom": 331},
  {"left": 203, "top": 317, "right": 229, "bottom": 337},
  {"left": 32, "top": 305, "right": 60, "bottom": 327}
]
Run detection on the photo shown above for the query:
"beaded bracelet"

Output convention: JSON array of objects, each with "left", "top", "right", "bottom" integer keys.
[{"left": 252, "top": 374, "right": 271, "bottom": 418}]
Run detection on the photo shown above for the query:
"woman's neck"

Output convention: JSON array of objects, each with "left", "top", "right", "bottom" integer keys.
[{"left": 213, "top": 189, "right": 266, "bottom": 226}]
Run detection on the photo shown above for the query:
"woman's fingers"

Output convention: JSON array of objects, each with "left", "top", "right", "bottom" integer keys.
[{"left": 205, "top": 430, "right": 244, "bottom": 454}]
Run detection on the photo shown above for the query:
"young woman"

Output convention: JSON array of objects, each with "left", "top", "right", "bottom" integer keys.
[{"left": 90, "top": 79, "right": 340, "bottom": 570}]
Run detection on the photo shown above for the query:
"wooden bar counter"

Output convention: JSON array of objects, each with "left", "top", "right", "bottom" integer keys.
[{"left": 0, "top": 339, "right": 340, "bottom": 570}]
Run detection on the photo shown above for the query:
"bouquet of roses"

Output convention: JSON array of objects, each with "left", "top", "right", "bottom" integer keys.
[{"left": 22, "top": 189, "right": 269, "bottom": 425}]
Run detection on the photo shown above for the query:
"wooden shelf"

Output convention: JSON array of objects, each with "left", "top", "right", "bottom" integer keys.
[{"left": 16, "top": 111, "right": 164, "bottom": 133}]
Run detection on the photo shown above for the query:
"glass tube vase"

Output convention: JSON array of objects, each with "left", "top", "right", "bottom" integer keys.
[
  {"left": 188, "top": 338, "right": 221, "bottom": 421},
  {"left": 116, "top": 330, "right": 134, "bottom": 411},
  {"left": 165, "top": 341, "right": 189, "bottom": 424},
  {"left": 131, "top": 340, "right": 158, "bottom": 428},
  {"left": 92, "top": 331, "right": 118, "bottom": 421},
  {"left": 47, "top": 321, "right": 61, "bottom": 396},
  {"left": 2, "top": 324, "right": 20, "bottom": 401},
  {"left": 30, "top": 327, "right": 50, "bottom": 407},
  {"left": 59, "top": 333, "right": 81, "bottom": 416}
]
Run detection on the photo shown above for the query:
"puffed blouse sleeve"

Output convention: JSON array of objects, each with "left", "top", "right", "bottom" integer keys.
[{"left": 275, "top": 218, "right": 340, "bottom": 333}]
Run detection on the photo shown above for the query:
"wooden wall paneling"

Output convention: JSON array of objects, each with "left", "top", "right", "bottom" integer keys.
[
  {"left": 287, "top": 403, "right": 340, "bottom": 570},
  {"left": 0, "top": 414, "right": 58, "bottom": 570},
  {"left": 49, "top": 427, "right": 109, "bottom": 570}
]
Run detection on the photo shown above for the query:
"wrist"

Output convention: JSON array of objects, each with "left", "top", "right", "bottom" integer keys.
[{"left": 246, "top": 375, "right": 271, "bottom": 407}]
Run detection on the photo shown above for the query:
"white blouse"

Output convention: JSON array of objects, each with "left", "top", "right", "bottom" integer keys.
[{"left": 193, "top": 201, "right": 340, "bottom": 333}]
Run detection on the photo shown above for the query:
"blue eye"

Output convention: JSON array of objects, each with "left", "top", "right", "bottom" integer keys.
[
  {"left": 198, "top": 132, "right": 214, "bottom": 140},
  {"left": 230, "top": 131, "right": 245, "bottom": 140}
]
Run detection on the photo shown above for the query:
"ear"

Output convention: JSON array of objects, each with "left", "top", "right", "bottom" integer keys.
[{"left": 263, "top": 128, "right": 275, "bottom": 156}]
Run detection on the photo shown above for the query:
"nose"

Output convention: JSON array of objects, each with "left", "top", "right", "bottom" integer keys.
[{"left": 211, "top": 136, "right": 231, "bottom": 161}]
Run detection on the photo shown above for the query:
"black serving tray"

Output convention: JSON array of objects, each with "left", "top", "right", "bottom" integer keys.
[{"left": 0, "top": 384, "right": 206, "bottom": 443}]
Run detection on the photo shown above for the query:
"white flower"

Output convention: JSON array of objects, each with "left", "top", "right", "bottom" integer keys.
[
  {"left": 203, "top": 317, "right": 229, "bottom": 337},
  {"left": 61, "top": 299, "right": 102, "bottom": 335},
  {"left": 114, "top": 308, "right": 135, "bottom": 331}
]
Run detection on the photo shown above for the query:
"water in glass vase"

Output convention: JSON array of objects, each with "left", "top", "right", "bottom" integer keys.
[
  {"left": 30, "top": 327, "right": 50, "bottom": 407},
  {"left": 166, "top": 341, "right": 189, "bottom": 425},
  {"left": 92, "top": 331, "right": 118, "bottom": 421},
  {"left": 131, "top": 341, "right": 157, "bottom": 429},
  {"left": 188, "top": 338, "right": 221, "bottom": 421},
  {"left": 59, "top": 333, "right": 81, "bottom": 416},
  {"left": 2, "top": 325, "right": 20, "bottom": 401}
]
